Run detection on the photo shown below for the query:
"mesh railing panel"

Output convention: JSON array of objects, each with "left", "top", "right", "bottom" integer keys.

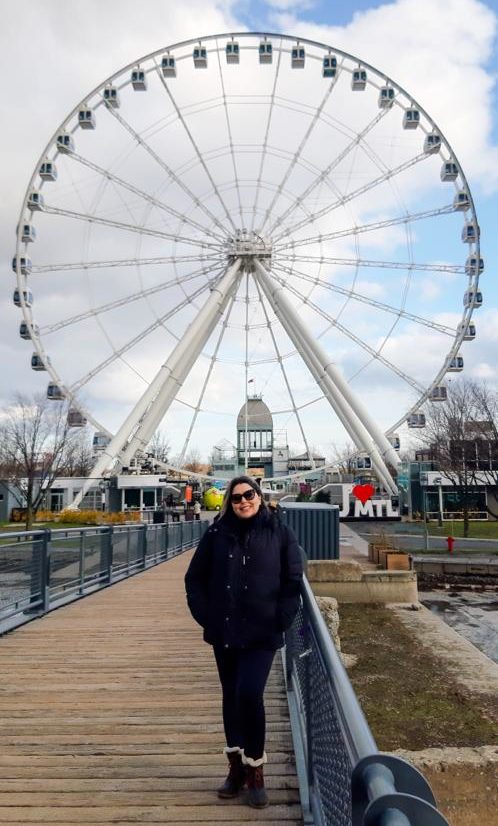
[
  {"left": 0, "top": 534, "right": 45, "bottom": 618},
  {"left": 287, "top": 599, "right": 355, "bottom": 826},
  {"left": 111, "top": 526, "right": 143, "bottom": 573}
]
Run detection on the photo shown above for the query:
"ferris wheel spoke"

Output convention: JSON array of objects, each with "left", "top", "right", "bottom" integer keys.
[
  {"left": 259, "top": 76, "right": 340, "bottom": 235},
  {"left": 272, "top": 204, "right": 457, "bottom": 252},
  {"left": 42, "top": 204, "right": 224, "bottom": 250},
  {"left": 270, "top": 266, "right": 426, "bottom": 393},
  {"left": 274, "top": 252, "right": 464, "bottom": 275},
  {"left": 154, "top": 60, "right": 238, "bottom": 234},
  {"left": 68, "top": 279, "right": 214, "bottom": 394},
  {"left": 176, "top": 291, "right": 238, "bottom": 466},
  {"left": 32, "top": 252, "right": 224, "bottom": 275},
  {"left": 41, "top": 262, "right": 221, "bottom": 335},
  {"left": 69, "top": 152, "right": 227, "bottom": 243},
  {"left": 272, "top": 147, "right": 426, "bottom": 244},
  {"left": 250, "top": 41, "right": 283, "bottom": 233},
  {"left": 271, "top": 261, "right": 454, "bottom": 336},
  {"left": 106, "top": 106, "right": 230, "bottom": 237},
  {"left": 253, "top": 277, "right": 316, "bottom": 468},
  {"left": 267, "top": 108, "right": 388, "bottom": 238},
  {"left": 215, "top": 44, "right": 244, "bottom": 228}
]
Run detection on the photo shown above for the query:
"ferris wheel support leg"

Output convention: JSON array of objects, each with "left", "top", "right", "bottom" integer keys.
[
  {"left": 261, "top": 263, "right": 400, "bottom": 471},
  {"left": 257, "top": 261, "right": 400, "bottom": 471},
  {"left": 120, "top": 262, "right": 243, "bottom": 463},
  {"left": 254, "top": 260, "right": 398, "bottom": 495},
  {"left": 68, "top": 259, "right": 243, "bottom": 509}
]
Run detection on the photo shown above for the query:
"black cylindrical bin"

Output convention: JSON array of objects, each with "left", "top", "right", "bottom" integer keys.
[
  {"left": 278, "top": 501, "right": 340, "bottom": 560},
  {"left": 152, "top": 510, "right": 165, "bottom": 524}
]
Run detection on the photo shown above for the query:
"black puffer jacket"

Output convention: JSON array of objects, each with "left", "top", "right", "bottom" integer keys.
[{"left": 184, "top": 508, "right": 303, "bottom": 650}]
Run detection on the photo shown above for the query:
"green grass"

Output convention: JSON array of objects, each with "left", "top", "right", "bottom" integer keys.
[
  {"left": 423, "top": 521, "right": 498, "bottom": 540},
  {"left": 0, "top": 521, "right": 101, "bottom": 532},
  {"left": 383, "top": 520, "right": 498, "bottom": 540}
]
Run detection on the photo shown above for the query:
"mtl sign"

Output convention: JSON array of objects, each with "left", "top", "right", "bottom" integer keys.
[{"left": 337, "top": 483, "right": 400, "bottom": 520}]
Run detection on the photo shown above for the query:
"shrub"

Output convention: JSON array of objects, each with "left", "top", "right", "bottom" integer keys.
[{"left": 34, "top": 509, "right": 142, "bottom": 525}]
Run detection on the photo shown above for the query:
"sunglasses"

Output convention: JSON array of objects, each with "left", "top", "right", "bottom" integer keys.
[{"left": 231, "top": 488, "right": 257, "bottom": 504}]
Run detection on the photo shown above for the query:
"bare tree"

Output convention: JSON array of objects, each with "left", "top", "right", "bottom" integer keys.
[
  {"left": 0, "top": 393, "right": 87, "bottom": 529},
  {"left": 147, "top": 431, "right": 171, "bottom": 464},
  {"left": 327, "top": 442, "right": 357, "bottom": 476},
  {"left": 60, "top": 430, "right": 94, "bottom": 477},
  {"left": 416, "top": 378, "right": 498, "bottom": 536},
  {"left": 183, "top": 447, "right": 210, "bottom": 474}
]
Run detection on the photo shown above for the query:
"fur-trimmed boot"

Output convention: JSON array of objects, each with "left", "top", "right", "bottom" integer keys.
[
  {"left": 217, "top": 747, "right": 246, "bottom": 799},
  {"left": 242, "top": 751, "right": 269, "bottom": 808}
]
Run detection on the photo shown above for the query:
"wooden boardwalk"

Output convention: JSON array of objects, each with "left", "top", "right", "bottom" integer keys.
[{"left": 0, "top": 549, "right": 303, "bottom": 825}]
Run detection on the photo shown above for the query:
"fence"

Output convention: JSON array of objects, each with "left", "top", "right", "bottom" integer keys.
[
  {"left": 285, "top": 575, "right": 450, "bottom": 826},
  {"left": 0, "top": 520, "right": 207, "bottom": 634}
]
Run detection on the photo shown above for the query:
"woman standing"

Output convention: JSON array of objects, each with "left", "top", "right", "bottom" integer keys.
[{"left": 184, "top": 476, "right": 303, "bottom": 808}]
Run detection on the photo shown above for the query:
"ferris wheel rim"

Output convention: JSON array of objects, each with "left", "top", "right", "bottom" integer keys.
[{"left": 14, "top": 30, "right": 481, "bottom": 460}]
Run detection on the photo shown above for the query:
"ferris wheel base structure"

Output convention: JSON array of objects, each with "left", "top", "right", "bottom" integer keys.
[{"left": 69, "top": 254, "right": 399, "bottom": 510}]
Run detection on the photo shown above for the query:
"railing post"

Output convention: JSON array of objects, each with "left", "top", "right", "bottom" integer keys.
[
  {"left": 41, "top": 529, "right": 51, "bottom": 613},
  {"left": 104, "top": 526, "right": 114, "bottom": 583},
  {"left": 141, "top": 523, "right": 148, "bottom": 568},
  {"left": 27, "top": 533, "right": 42, "bottom": 611},
  {"left": 78, "top": 530, "right": 85, "bottom": 595}
]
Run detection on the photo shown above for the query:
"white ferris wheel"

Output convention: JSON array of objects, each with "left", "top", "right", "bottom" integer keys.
[{"left": 12, "top": 32, "right": 482, "bottom": 505}]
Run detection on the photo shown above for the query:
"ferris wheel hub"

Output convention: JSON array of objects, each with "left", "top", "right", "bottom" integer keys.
[{"left": 226, "top": 230, "right": 272, "bottom": 270}]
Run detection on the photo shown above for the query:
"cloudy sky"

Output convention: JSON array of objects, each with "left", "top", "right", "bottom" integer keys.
[{"left": 2, "top": 0, "right": 498, "bottom": 462}]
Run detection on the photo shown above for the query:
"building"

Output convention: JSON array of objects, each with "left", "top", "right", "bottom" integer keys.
[
  {"left": 287, "top": 451, "right": 326, "bottom": 473},
  {"left": 236, "top": 395, "right": 275, "bottom": 477},
  {"left": 210, "top": 439, "right": 237, "bottom": 479}
]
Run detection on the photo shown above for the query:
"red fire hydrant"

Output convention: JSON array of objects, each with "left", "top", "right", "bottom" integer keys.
[{"left": 447, "top": 536, "right": 455, "bottom": 554}]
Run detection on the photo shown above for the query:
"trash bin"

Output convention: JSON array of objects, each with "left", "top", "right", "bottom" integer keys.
[{"left": 152, "top": 510, "right": 165, "bottom": 524}]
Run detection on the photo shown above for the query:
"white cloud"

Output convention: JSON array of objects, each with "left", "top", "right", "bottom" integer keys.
[{"left": 268, "top": 0, "right": 498, "bottom": 193}]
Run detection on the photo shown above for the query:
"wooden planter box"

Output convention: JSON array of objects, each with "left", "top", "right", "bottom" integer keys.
[
  {"left": 385, "top": 551, "right": 411, "bottom": 571},
  {"left": 368, "top": 543, "right": 394, "bottom": 565}
]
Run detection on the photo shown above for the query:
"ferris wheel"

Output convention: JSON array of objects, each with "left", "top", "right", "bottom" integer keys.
[{"left": 12, "top": 32, "right": 482, "bottom": 503}]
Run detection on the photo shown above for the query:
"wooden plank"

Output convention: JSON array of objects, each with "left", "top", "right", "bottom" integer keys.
[{"left": 0, "top": 549, "right": 303, "bottom": 824}]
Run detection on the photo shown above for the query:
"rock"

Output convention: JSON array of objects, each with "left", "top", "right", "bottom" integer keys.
[
  {"left": 340, "top": 653, "right": 358, "bottom": 668},
  {"left": 315, "top": 595, "right": 341, "bottom": 650}
]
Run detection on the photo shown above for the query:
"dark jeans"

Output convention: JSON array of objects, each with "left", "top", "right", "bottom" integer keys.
[{"left": 213, "top": 646, "right": 275, "bottom": 760}]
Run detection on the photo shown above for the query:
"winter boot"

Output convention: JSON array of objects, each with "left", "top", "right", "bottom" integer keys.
[
  {"left": 243, "top": 752, "right": 269, "bottom": 808},
  {"left": 217, "top": 747, "right": 246, "bottom": 799}
]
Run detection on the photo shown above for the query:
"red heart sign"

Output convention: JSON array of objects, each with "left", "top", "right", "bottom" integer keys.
[{"left": 352, "top": 484, "right": 375, "bottom": 505}]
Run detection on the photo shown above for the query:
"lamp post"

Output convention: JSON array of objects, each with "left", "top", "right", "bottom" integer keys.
[
  {"left": 433, "top": 476, "right": 443, "bottom": 527},
  {"left": 98, "top": 478, "right": 108, "bottom": 512},
  {"left": 423, "top": 487, "right": 429, "bottom": 551}
]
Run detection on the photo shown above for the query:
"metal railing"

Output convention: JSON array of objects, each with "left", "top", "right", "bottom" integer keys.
[
  {"left": 0, "top": 520, "right": 207, "bottom": 634},
  {"left": 285, "top": 576, "right": 450, "bottom": 826}
]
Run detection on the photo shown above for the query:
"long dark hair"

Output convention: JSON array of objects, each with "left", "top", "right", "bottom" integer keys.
[{"left": 219, "top": 475, "right": 266, "bottom": 519}]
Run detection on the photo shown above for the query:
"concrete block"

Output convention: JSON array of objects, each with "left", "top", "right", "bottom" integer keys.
[{"left": 307, "top": 559, "right": 363, "bottom": 582}]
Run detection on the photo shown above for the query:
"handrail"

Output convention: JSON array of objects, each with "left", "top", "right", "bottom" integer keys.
[
  {"left": 0, "top": 520, "right": 208, "bottom": 635},
  {"left": 301, "top": 576, "right": 377, "bottom": 764},
  {"left": 285, "top": 575, "right": 451, "bottom": 826}
]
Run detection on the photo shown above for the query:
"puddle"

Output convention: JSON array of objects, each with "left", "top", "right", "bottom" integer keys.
[{"left": 420, "top": 589, "right": 498, "bottom": 664}]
